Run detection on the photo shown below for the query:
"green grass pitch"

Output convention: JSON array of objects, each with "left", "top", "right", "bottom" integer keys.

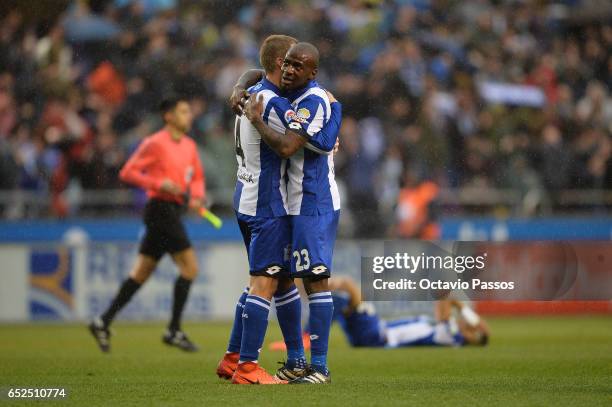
[{"left": 1, "top": 316, "right": 610, "bottom": 406}]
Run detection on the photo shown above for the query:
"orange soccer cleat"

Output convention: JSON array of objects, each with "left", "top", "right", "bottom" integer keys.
[
  {"left": 268, "top": 333, "right": 311, "bottom": 352},
  {"left": 231, "top": 361, "right": 288, "bottom": 385},
  {"left": 216, "top": 352, "right": 239, "bottom": 379}
]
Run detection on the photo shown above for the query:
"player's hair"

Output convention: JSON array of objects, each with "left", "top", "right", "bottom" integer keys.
[
  {"left": 159, "top": 96, "right": 188, "bottom": 117},
  {"left": 259, "top": 34, "right": 298, "bottom": 73}
]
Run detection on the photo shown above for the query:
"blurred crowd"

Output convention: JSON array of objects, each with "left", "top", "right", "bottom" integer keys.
[{"left": 0, "top": 0, "right": 610, "bottom": 234}]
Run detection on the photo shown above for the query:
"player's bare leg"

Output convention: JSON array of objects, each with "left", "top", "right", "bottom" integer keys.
[
  {"left": 248, "top": 274, "right": 279, "bottom": 299},
  {"left": 161, "top": 248, "right": 199, "bottom": 351},
  {"left": 89, "top": 254, "right": 158, "bottom": 352}
]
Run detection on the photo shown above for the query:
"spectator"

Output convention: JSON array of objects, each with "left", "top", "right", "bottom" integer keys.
[{"left": 0, "top": 0, "right": 609, "bottom": 228}]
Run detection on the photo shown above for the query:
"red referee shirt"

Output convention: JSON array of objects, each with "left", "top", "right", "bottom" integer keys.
[{"left": 119, "top": 129, "right": 205, "bottom": 205}]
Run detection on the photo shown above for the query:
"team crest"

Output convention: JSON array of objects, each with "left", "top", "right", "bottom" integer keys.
[{"left": 297, "top": 108, "right": 311, "bottom": 120}]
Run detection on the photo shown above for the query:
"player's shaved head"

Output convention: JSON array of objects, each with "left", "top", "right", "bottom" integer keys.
[
  {"left": 259, "top": 34, "right": 298, "bottom": 73},
  {"left": 280, "top": 42, "right": 320, "bottom": 90},
  {"left": 288, "top": 42, "right": 319, "bottom": 69}
]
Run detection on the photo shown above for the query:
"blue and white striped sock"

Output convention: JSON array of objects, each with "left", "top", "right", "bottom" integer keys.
[
  {"left": 227, "top": 286, "right": 249, "bottom": 353},
  {"left": 274, "top": 285, "right": 306, "bottom": 369},
  {"left": 308, "top": 291, "right": 334, "bottom": 374},
  {"left": 239, "top": 295, "right": 271, "bottom": 363}
]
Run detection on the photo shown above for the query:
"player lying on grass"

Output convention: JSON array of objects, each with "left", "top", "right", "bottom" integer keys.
[{"left": 270, "top": 276, "right": 489, "bottom": 350}]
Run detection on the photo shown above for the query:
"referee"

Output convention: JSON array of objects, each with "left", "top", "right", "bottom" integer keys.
[{"left": 89, "top": 97, "right": 205, "bottom": 352}]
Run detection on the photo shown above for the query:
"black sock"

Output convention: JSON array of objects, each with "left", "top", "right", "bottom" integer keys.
[
  {"left": 101, "top": 278, "right": 142, "bottom": 327},
  {"left": 169, "top": 276, "right": 193, "bottom": 332}
]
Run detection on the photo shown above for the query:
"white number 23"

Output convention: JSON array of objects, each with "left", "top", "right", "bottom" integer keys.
[{"left": 293, "top": 249, "right": 310, "bottom": 271}]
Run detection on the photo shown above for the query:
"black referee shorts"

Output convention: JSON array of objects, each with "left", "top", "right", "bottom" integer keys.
[{"left": 138, "top": 199, "right": 192, "bottom": 261}]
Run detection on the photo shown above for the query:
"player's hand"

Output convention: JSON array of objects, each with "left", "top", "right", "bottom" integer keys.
[
  {"left": 244, "top": 93, "right": 264, "bottom": 123},
  {"left": 159, "top": 179, "right": 182, "bottom": 195},
  {"left": 325, "top": 89, "right": 338, "bottom": 103},
  {"left": 230, "top": 87, "right": 250, "bottom": 115},
  {"left": 333, "top": 138, "right": 340, "bottom": 155}
]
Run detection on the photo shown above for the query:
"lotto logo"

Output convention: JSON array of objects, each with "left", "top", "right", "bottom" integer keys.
[
  {"left": 266, "top": 266, "right": 281, "bottom": 275},
  {"left": 312, "top": 265, "right": 328, "bottom": 275}
]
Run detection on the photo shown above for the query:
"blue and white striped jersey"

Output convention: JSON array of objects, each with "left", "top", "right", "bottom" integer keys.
[
  {"left": 383, "top": 316, "right": 465, "bottom": 348},
  {"left": 284, "top": 80, "right": 341, "bottom": 215},
  {"left": 233, "top": 79, "right": 289, "bottom": 217},
  {"left": 233, "top": 78, "right": 342, "bottom": 217}
]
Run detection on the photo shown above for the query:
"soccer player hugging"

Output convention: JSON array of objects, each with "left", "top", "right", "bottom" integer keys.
[{"left": 217, "top": 37, "right": 342, "bottom": 384}]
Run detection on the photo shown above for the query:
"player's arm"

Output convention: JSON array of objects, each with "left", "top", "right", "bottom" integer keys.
[
  {"left": 305, "top": 102, "right": 342, "bottom": 154},
  {"left": 434, "top": 300, "right": 454, "bottom": 322},
  {"left": 229, "top": 69, "right": 265, "bottom": 115},
  {"left": 280, "top": 93, "right": 341, "bottom": 154},
  {"left": 244, "top": 93, "right": 341, "bottom": 158},
  {"left": 119, "top": 140, "right": 180, "bottom": 195},
  {"left": 449, "top": 299, "right": 483, "bottom": 327},
  {"left": 305, "top": 90, "right": 342, "bottom": 154},
  {"left": 243, "top": 93, "right": 305, "bottom": 158},
  {"left": 327, "top": 276, "right": 362, "bottom": 312}
]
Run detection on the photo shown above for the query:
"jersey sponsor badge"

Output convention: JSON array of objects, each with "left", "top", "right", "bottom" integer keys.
[
  {"left": 285, "top": 109, "right": 309, "bottom": 124},
  {"left": 284, "top": 109, "right": 297, "bottom": 122}
]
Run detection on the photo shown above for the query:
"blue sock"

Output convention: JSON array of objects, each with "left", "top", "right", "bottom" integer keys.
[
  {"left": 308, "top": 291, "right": 334, "bottom": 373},
  {"left": 239, "top": 295, "right": 271, "bottom": 363},
  {"left": 274, "top": 285, "right": 306, "bottom": 369},
  {"left": 227, "top": 286, "right": 249, "bottom": 353}
]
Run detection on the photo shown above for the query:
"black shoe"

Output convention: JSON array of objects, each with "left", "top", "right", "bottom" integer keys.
[
  {"left": 162, "top": 330, "right": 199, "bottom": 352},
  {"left": 88, "top": 318, "right": 111, "bottom": 353},
  {"left": 275, "top": 360, "right": 308, "bottom": 381},
  {"left": 289, "top": 365, "right": 331, "bottom": 384}
]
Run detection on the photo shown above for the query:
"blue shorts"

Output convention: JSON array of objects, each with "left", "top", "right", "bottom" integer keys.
[
  {"left": 235, "top": 211, "right": 290, "bottom": 276},
  {"left": 290, "top": 210, "right": 340, "bottom": 279}
]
